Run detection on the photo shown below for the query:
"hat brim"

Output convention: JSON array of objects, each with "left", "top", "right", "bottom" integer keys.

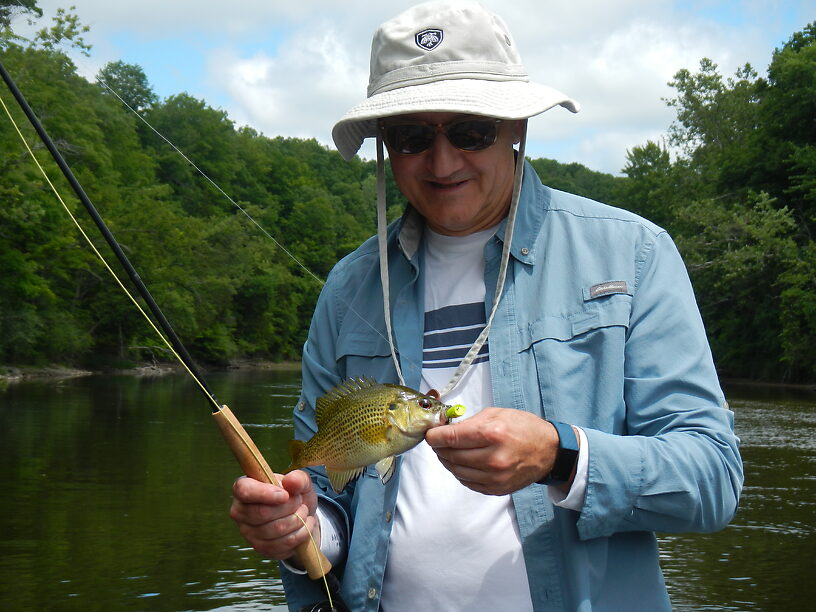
[{"left": 331, "top": 79, "right": 579, "bottom": 160}]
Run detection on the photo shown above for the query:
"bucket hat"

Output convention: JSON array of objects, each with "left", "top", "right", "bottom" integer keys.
[{"left": 332, "top": 0, "right": 579, "bottom": 160}]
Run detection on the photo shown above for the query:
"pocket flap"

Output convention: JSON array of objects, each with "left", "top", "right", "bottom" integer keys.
[
  {"left": 522, "top": 295, "right": 632, "bottom": 347},
  {"left": 335, "top": 330, "right": 393, "bottom": 360}
]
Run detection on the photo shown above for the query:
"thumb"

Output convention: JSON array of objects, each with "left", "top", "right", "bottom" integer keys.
[
  {"left": 282, "top": 469, "right": 313, "bottom": 495},
  {"left": 425, "top": 423, "right": 458, "bottom": 448}
]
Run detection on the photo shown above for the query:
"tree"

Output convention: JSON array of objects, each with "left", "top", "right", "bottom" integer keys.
[
  {"left": 143, "top": 93, "right": 239, "bottom": 217},
  {"left": 778, "top": 241, "right": 816, "bottom": 380},
  {"left": 757, "top": 22, "right": 816, "bottom": 232},
  {"left": 0, "top": 42, "right": 100, "bottom": 362},
  {"left": 665, "top": 59, "right": 762, "bottom": 200},
  {"left": 96, "top": 60, "right": 158, "bottom": 114},
  {"left": 32, "top": 6, "right": 90, "bottom": 55},
  {"left": 529, "top": 157, "right": 625, "bottom": 207},
  {"left": 627, "top": 24, "right": 816, "bottom": 380},
  {"left": 672, "top": 194, "right": 799, "bottom": 379},
  {"left": 620, "top": 140, "right": 679, "bottom": 227},
  {"left": 0, "top": 0, "right": 40, "bottom": 31}
]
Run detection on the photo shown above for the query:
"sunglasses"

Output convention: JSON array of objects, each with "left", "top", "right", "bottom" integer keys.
[{"left": 380, "top": 118, "right": 503, "bottom": 155}]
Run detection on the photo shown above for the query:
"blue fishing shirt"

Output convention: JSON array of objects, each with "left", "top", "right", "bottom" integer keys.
[{"left": 281, "top": 161, "right": 744, "bottom": 611}]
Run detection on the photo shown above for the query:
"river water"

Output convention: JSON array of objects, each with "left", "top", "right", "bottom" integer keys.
[{"left": 0, "top": 370, "right": 813, "bottom": 611}]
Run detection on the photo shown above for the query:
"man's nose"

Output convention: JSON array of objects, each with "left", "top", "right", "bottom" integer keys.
[{"left": 425, "top": 131, "right": 465, "bottom": 178}]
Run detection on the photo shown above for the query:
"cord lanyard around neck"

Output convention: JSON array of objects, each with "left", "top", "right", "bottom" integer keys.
[{"left": 375, "top": 124, "right": 528, "bottom": 399}]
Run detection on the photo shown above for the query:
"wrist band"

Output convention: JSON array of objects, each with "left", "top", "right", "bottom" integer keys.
[{"left": 539, "top": 420, "right": 579, "bottom": 486}]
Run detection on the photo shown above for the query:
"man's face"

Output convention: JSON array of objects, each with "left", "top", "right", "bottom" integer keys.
[{"left": 384, "top": 113, "right": 521, "bottom": 236}]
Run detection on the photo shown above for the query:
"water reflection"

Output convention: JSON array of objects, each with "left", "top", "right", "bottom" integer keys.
[
  {"left": 660, "top": 384, "right": 816, "bottom": 612},
  {"left": 0, "top": 370, "right": 293, "bottom": 611},
  {"left": 1, "top": 372, "right": 814, "bottom": 610}
]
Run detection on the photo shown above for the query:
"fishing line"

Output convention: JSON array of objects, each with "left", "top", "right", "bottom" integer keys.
[
  {"left": 8, "top": 0, "right": 404, "bottom": 379},
  {"left": 93, "top": 77, "right": 325, "bottom": 289},
  {"left": 93, "top": 71, "right": 432, "bottom": 383},
  {"left": 0, "top": 64, "right": 340, "bottom": 610},
  {"left": 0, "top": 89, "right": 220, "bottom": 410},
  {"left": 0, "top": 93, "right": 221, "bottom": 407}
]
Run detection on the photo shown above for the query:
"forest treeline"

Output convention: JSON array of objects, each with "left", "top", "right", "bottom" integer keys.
[{"left": 1, "top": 5, "right": 814, "bottom": 382}]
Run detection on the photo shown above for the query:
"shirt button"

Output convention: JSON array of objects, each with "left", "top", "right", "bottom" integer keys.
[
  {"left": 297, "top": 400, "right": 305, "bottom": 411},
  {"left": 368, "top": 587, "right": 377, "bottom": 599},
  {"left": 385, "top": 511, "right": 392, "bottom": 522},
  {"left": 521, "top": 247, "right": 529, "bottom": 255}
]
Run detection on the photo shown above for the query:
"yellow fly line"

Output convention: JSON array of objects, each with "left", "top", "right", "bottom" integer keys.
[
  {"left": 0, "top": 88, "right": 334, "bottom": 605},
  {"left": 0, "top": 92, "right": 220, "bottom": 412}
]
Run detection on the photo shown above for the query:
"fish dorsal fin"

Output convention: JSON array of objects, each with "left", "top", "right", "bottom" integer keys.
[
  {"left": 327, "top": 466, "right": 366, "bottom": 493},
  {"left": 315, "top": 377, "right": 380, "bottom": 428}
]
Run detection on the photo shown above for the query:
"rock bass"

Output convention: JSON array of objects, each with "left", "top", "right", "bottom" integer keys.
[{"left": 287, "top": 377, "right": 454, "bottom": 492}]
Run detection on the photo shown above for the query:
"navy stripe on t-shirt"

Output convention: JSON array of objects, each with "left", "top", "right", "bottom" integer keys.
[{"left": 423, "top": 302, "right": 488, "bottom": 369}]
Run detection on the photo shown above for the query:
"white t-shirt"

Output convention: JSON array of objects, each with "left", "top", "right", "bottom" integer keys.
[{"left": 380, "top": 227, "right": 534, "bottom": 612}]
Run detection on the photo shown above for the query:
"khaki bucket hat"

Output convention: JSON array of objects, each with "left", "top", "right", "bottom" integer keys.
[{"left": 332, "top": 0, "right": 579, "bottom": 160}]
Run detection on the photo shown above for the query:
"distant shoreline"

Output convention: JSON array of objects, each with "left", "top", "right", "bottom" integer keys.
[
  {"left": 0, "top": 360, "right": 302, "bottom": 385},
  {"left": 2, "top": 363, "right": 813, "bottom": 393}
]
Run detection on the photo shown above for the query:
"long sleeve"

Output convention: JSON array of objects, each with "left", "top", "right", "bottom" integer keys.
[{"left": 576, "top": 231, "right": 743, "bottom": 539}]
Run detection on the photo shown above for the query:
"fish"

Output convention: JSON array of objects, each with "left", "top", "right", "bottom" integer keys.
[{"left": 287, "top": 377, "right": 454, "bottom": 492}]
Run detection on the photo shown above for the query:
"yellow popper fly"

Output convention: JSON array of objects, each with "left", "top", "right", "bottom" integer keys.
[{"left": 287, "top": 378, "right": 462, "bottom": 492}]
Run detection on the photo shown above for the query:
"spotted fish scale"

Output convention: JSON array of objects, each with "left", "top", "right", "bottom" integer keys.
[{"left": 287, "top": 377, "right": 451, "bottom": 492}]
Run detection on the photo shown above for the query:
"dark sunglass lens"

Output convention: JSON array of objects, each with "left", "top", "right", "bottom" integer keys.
[
  {"left": 386, "top": 124, "right": 435, "bottom": 154},
  {"left": 447, "top": 120, "right": 498, "bottom": 151}
]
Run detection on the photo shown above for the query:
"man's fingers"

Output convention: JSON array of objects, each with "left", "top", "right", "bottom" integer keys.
[
  {"left": 436, "top": 455, "right": 488, "bottom": 482},
  {"left": 233, "top": 475, "right": 289, "bottom": 505},
  {"left": 241, "top": 503, "right": 312, "bottom": 538},
  {"left": 281, "top": 469, "right": 314, "bottom": 496},
  {"left": 230, "top": 471, "right": 320, "bottom": 561},
  {"left": 239, "top": 509, "right": 319, "bottom": 560},
  {"left": 426, "top": 422, "right": 490, "bottom": 449}
]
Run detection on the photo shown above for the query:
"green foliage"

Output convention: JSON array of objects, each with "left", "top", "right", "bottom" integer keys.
[
  {"left": 1, "top": 9, "right": 815, "bottom": 383},
  {"left": 672, "top": 194, "right": 799, "bottom": 379},
  {"left": 529, "top": 157, "right": 626, "bottom": 207},
  {"left": 621, "top": 22, "right": 816, "bottom": 382},
  {"left": 0, "top": 1, "right": 41, "bottom": 34},
  {"left": 758, "top": 23, "right": 816, "bottom": 230},
  {"left": 619, "top": 141, "right": 672, "bottom": 226},
  {"left": 33, "top": 6, "right": 90, "bottom": 55},
  {"left": 0, "top": 11, "right": 377, "bottom": 367},
  {"left": 96, "top": 60, "right": 158, "bottom": 114},
  {"left": 778, "top": 241, "right": 816, "bottom": 380}
]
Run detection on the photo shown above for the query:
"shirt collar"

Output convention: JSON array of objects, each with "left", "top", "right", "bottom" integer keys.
[{"left": 396, "top": 160, "right": 548, "bottom": 266}]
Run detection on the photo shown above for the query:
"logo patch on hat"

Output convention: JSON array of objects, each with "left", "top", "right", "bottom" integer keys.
[{"left": 415, "top": 29, "right": 443, "bottom": 50}]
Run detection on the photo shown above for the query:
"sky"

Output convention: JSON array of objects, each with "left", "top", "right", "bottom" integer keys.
[{"left": 12, "top": 0, "right": 814, "bottom": 175}]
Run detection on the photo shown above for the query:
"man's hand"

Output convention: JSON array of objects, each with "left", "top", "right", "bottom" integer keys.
[
  {"left": 425, "top": 407, "right": 561, "bottom": 495},
  {"left": 230, "top": 470, "right": 320, "bottom": 562}
]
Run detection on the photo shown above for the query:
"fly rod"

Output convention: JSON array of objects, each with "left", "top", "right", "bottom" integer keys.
[{"left": 0, "top": 60, "right": 344, "bottom": 606}]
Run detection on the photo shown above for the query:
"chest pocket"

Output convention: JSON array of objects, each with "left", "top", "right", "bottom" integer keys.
[
  {"left": 335, "top": 330, "right": 397, "bottom": 383},
  {"left": 522, "top": 294, "right": 632, "bottom": 427}
]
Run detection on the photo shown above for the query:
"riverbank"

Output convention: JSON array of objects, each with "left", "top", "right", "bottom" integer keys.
[
  {"left": 2, "top": 363, "right": 812, "bottom": 392},
  {"left": 0, "top": 360, "right": 301, "bottom": 385}
]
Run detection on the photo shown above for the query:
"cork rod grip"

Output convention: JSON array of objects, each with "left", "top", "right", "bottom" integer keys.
[{"left": 213, "top": 405, "right": 331, "bottom": 580}]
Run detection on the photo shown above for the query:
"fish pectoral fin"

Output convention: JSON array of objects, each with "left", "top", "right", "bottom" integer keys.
[
  {"left": 375, "top": 456, "right": 396, "bottom": 485},
  {"left": 327, "top": 467, "right": 365, "bottom": 493}
]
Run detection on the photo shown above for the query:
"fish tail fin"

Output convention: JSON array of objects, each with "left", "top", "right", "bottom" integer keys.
[{"left": 285, "top": 439, "right": 306, "bottom": 473}]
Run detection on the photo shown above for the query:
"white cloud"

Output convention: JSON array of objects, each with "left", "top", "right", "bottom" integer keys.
[
  {"left": 212, "top": 22, "right": 368, "bottom": 144},
  {"left": 21, "top": 0, "right": 812, "bottom": 174}
]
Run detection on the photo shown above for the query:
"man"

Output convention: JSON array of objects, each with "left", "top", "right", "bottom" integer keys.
[{"left": 231, "top": 2, "right": 743, "bottom": 610}]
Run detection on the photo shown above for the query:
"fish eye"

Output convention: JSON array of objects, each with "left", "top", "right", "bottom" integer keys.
[{"left": 418, "top": 398, "right": 432, "bottom": 409}]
